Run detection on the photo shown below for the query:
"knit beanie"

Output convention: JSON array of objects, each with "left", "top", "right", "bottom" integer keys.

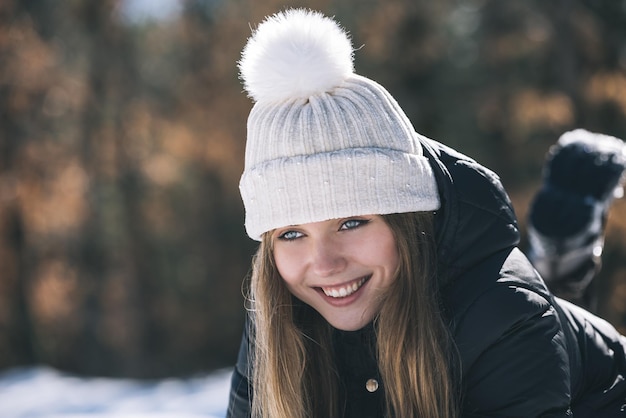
[{"left": 238, "top": 9, "right": 440, "bottom": 240}]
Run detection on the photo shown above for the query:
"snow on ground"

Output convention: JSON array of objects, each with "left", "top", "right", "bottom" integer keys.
[{"left": 0, "top": 366, "right": 232, "bottom": 418}]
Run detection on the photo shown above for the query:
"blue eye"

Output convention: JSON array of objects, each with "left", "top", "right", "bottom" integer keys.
[
  {"left": 277, "top": 230, "right": 303, "bottom": 241},
  {"left": 340, "top": 219, "right": 369, "bottom": 230}
]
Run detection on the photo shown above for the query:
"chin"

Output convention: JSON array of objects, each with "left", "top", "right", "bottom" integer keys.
[{"left": 326, "top": 315, "right": 373, "bottom": 332}]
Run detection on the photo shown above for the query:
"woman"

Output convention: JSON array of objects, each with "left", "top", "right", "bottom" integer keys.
[{"left": 228, "top": 9, "right": 626, "bottom": 417}]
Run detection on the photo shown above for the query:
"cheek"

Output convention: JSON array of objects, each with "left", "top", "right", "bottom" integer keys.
[
  {"left": 273, "top": 247, "right": 301, "bottom": 284},
  {"left": 376, "top": 233, "right": 400, "bottom": 275},
  {"left": 382, "top": 246, "right": 400, "bottom": 275}
]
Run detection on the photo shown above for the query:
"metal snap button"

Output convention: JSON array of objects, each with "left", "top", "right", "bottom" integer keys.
[{"left": 365, "top": 378, "right": 379, "bottom": 393}]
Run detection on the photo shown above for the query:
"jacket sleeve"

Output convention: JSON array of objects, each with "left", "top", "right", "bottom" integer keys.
[
  {"left": 455, "top": 284, "right": 573, "bottom": 417},
  {"left": 227, "top": 317, "right": 253, "bottom": 418}
]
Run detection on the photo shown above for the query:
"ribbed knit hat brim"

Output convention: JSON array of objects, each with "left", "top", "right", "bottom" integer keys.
[{"left": 241, "top": 145, "right": 439, "bottom": 240}]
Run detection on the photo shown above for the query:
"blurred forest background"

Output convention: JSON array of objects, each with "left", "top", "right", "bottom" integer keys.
[{"left": 1, "top": 0, "right": 626, "bottom": 379}]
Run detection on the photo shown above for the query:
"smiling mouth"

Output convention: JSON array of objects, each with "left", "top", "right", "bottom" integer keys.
[{"left": 321, "top": 276, "right": 369, "bottom": 298}]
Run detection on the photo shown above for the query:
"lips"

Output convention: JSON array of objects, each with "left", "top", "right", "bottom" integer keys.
[{"left": 321, "top": 276, "right": 368, "bottom": 298}]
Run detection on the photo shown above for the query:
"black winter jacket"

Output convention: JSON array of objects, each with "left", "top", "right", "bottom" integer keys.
[{"left": 227, "top": 137, "right": 626, "bottom": 417}]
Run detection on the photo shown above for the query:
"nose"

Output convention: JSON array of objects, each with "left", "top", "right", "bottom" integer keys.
[{"left": 310, "top": 237, "right": 346, "bottom": 277}]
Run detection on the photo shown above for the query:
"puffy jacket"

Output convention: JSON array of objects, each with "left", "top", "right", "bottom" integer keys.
[{"left": 227, "top": 136, "right": 626, "bottom": 417}]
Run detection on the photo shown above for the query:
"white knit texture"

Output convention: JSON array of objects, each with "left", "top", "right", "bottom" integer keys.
[
  {"left": 241, "top": 147, "right": 439, "bottom": 240},
  {"left": 238, "top": 10, "right": 441, "bottom": 240}
]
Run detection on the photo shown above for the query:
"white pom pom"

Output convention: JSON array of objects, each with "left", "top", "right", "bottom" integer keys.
[{"left": 239, "top": 9, "right": 354, "bottom": 103}]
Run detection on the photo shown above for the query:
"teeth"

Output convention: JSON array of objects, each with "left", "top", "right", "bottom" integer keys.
[{"left": 322, "top": 277, "right": 366, "bottom": 298}]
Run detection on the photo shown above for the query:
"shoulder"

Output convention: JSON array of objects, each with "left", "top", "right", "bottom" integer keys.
[
  {"left": 446, "top": 250, "right": 573, "bottom": 415},
  {"left": 453, "top": 270, "right": 562, "bottom": 370},
  {"left": 456, "top": 283, "right": 572, "bottom": 416},
  {"left": 448, "top": 248, "right": 561, "bottom": 367}
]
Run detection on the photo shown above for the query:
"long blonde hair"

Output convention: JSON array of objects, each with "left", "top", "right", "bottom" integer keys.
[{"left": 246, "top": 212, "right": 460, "bottom": 417}]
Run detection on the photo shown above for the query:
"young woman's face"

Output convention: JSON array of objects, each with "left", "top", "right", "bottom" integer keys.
[{"left": 272, "top": 215, "right": 399, "bottom": 331}]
